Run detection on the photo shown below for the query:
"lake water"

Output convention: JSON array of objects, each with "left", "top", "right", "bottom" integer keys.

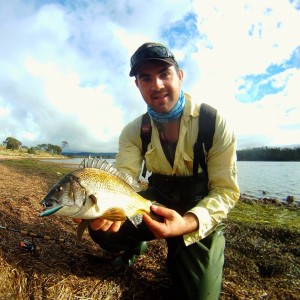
[
  {"left": 43, "top": 158, "right": 300, "bottom": 203},
  {"left": 237, "top": 161, "right": 300, "bottom": 202}
]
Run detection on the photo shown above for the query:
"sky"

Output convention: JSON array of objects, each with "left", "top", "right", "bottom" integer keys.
[{"left": 1, "top": 0, "right": 299, "bottom": 153}]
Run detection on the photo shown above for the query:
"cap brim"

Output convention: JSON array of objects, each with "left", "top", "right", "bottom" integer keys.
[{"left": 129, "top": 58, "right": 176, "bottom": 77}]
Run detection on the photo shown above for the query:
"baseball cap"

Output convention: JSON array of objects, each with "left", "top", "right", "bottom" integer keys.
[{"left": 129, "top": 42, "right": 179, "bottom": 77}]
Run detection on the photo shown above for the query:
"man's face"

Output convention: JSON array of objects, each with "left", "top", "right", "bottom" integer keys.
[{"left": 135, "top": 61, "right": 184, "bottom": 113}]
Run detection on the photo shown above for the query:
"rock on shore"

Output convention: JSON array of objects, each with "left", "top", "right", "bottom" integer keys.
[{"left": 239, "top": 193, "right": 299, "bottom": 208}]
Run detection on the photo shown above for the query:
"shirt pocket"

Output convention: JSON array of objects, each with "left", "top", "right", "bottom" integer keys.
[
  {"left": 145, "top": 146, "right": 172, "bottom": 174},
  {"left": 182, "top": 151, "right": 194, "bottom": 174}
]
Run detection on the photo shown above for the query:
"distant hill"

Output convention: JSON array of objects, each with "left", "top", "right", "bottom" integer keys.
[{"left": 62, "top": 152, "right": 117, "bottom": 158}]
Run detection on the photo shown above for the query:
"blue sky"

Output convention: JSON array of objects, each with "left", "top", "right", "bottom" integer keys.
[{"left": 0, "top": 0, "right": 299, "bottom": 152}]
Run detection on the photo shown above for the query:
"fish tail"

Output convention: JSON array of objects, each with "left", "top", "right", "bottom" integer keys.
[{"left": 128, "top": 214, "right": 143, "bottom": 228}]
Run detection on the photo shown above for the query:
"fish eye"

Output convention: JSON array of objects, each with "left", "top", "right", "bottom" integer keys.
[{"left": 56, "top": 186, "right": 63, "bottom": 192}]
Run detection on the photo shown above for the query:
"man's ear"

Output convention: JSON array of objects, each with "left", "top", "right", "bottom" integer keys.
[{"left": 179, "top": 69, "right": 184, "bottom": 82}]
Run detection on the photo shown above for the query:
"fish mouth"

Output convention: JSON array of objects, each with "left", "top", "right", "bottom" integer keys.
[{"left": 39, "top": 205, "right": 63, "bottom": 217}]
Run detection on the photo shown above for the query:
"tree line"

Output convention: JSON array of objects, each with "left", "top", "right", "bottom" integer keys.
[
  {"left": 237, "top": 147, "right": 300, "bottom": 161},
  {"left": 2, "top": 137, "right": 68, "bottom": 156},
  {"left": 3, "top": 137, "right": 299, "bottom": 161}
]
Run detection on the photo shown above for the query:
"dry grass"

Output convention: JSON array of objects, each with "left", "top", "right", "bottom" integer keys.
[{"left": 0, "top": 158, "right": 299, "bottom": 300}]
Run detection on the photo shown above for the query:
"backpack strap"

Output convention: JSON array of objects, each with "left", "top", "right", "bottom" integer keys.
[
  {"left": 193, "top": 103, "right": 217, "bottom": 178},
  {"left": 140, "top": 112, "right": 152, "bottom": 177},
  {"left": 140, "top": 103, "right": 217, "bottom": 179}
]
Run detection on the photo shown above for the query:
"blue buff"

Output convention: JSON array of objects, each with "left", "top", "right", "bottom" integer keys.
[{"left": 147, "top": 90, "right": 186, "bottom": 123}]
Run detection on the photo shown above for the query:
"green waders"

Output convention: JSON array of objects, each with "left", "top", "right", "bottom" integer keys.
[
  {"left": 89, "top": 172, "right": 225, "bottom": 300},
  {"left": 166, "top": 225, "right": 225, "bottom": 300}
]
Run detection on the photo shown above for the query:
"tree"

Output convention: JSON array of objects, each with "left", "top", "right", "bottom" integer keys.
[
  {"left": 62, "top": 141, "right": 69, "bottom": 148},
  {"left": 35, "top": 143, "right": 62, "bottom": 155},
  {"left": 3, "top": 137, "right": 22, "bottom": 150},
  {"left": 36, "top": 144, "right": 48, "bottom": 151},
  {"left": 237, "top": 146, "right": 300, "bottom": 161},
  {"left": 46, "top": 144, "right": 62, "bottom": 155}
]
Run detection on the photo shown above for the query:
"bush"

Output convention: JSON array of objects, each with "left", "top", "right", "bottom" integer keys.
[{"left": 27, "top": 147, "right": 37, "bottom": 155}]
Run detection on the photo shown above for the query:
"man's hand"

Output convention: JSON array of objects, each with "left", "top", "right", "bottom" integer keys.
[
  {"left": 142, "top": 205, "right": 199, "bottom": 239},
  {"left": 72, "top": 218, "right": 124, "bottom": 232}
]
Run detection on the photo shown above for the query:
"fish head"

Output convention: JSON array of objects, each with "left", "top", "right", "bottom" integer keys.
[{"left": 40, "top": 173, "right": 87, "bottom": 217}]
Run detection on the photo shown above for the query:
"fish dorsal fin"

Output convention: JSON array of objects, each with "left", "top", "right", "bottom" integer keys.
[{"left": 79, "top": 156, "right": 142, "bottom": 192}]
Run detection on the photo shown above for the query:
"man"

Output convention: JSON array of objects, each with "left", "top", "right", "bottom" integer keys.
[{"left": 87, "top": 42, "right": 240, "bottom": 299}]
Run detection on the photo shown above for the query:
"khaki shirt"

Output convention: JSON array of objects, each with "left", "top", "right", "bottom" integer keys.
[{"left": 115, "top": 94, "right": 240, "bottom": 246}]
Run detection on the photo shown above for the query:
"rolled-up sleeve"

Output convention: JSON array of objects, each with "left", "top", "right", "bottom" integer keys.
[{"left": 184, "top": 113, "right": 240, "bottom": 246}]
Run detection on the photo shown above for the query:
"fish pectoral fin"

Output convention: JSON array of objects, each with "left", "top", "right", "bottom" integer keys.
[
  {"left": 76, "top": 219, "right": 89, "bottom": 240},
  {"left": 89, "top": 194, "right": 99, "bottom": 212},
  {"left": 101, "top": 208, "right": 127, "bottom": 221}
]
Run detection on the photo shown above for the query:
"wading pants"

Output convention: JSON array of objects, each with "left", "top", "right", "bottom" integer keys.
[{"left": 89, "top": 173, "right": 225, "bottom": 300}]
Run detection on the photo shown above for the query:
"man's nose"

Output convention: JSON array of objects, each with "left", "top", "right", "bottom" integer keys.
[{"left": 152, "top": 77, "right": 164, "bottom": 90}]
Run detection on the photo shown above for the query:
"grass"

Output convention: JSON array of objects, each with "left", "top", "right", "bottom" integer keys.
[
  {"left": 228, "top": 200, "right": 300, "bottom": 230},
  {"left": 0, "top": 158, "right": 299, "bottom": 299},
  {"left": 0, "top": 145, "right": 65, "bottom": 158},
  {"left": 0, "top": 158, "right": 72, "bottom": 177}
]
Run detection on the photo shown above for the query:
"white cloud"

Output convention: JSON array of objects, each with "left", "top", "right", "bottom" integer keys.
[{"left": 0, "top": 0, "right": 299, "bottom": 152}]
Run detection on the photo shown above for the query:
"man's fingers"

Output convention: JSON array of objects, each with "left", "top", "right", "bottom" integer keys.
[
  {"left": 90, "top": 218, "right": 107, "bottom": 230},
  {"left": 108, "top": 221, "right": 124, "bottom": 232},
  {"left": 151, "top": 205, "right": 174, "bottom": 219},
  {"left": 143, "top": 211, "right": 154, "bottom": 225},
  {"left": 143, "top": 212, "right": 166, "bottom": 238},
  {"left": 144, "top": 206, "right": 186, "bottom": 239},
  {"left": 89, "top": 218, "right": 123, "bottom": 232},
  {"left": 100, "top": 221, "right": 114, "bottom": 231},
  {"left": 73, "top": 218, "right": 82, "bottom": 224}
]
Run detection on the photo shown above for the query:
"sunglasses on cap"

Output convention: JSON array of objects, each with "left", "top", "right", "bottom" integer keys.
[{"left": 129, "top": 44, "right": 178, "bottom": 76}]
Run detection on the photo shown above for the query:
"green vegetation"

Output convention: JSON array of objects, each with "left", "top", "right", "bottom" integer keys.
[
  {"left": 237, "top": 146, "right": 300, "bottom": 161},
  {"left": 0, "top": 158, "right": 72, "bottom": 177},
  {"left": 35, "top": 143, "right": 63, "bottom": 155},
  {"left": 62, "top": 140, "right": 69, "bottom": 148},
  {"left": 0, "top": 145, "right": 64, "bottom": 158},
  {"left": 228, "top": 200, "right": 300, "bottom": 230},
  {"left": 2, "top": 136, "right": 66, "bottom": 155},
  {"left": 2, "top": 137, "right": 22, "bottom": 150}
]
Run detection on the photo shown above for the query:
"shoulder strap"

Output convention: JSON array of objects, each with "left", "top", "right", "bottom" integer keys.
[
  {"left": 140, "top": 112, "right": 152, "bottom": 177},
  {"left": 140, "top": 103, "right": 217, "bottom": 178},
  {"left": 193, "top": 103, "right": 217, "bottom": 177}
]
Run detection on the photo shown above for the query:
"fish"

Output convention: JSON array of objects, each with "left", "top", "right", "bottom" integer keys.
[{"left": 39, "top": 158, "right": 157, "bottom": 238}]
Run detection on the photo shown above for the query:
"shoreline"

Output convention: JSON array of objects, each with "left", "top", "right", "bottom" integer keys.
[
  {"left": 0, "top": 154, "right": 67, "bottom": 160},
  {"left": 1, "top": 155, "right": 299, "bottom": 207},
  {"left": 239, "top": 193, "right": 300, "bottom": 208}
]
